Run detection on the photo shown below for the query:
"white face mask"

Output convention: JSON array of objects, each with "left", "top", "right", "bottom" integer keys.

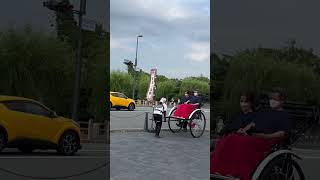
[
  {"left": 240, "top": 102, "right": 249, "bottom": 108},
  {"left": 269, "top": 99, "right": 281, "bottom": 108}
]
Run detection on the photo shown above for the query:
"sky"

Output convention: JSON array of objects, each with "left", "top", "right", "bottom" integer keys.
[
  {"left": 212, "top": 0, "right": 320, "bottom": 55},
  {"left": 0, "top": 0, "right": 108, "bottom": 33},
  {"left": 110, "top": 0, "right": 210, "bottom": 79}
]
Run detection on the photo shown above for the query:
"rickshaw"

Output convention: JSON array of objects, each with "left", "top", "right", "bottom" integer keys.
[
  {"left": 166, "top": 103, "right": 206, "bottom": 138},
  {"left": 211, "top": 101, "right": 319, "bottom": 180}
]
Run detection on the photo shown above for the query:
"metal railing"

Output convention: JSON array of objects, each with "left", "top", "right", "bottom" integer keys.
[{"left": 78, "top": 119, "right": 108, "bottom": 143}]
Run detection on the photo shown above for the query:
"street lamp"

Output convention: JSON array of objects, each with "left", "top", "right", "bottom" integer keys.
[{"left": 132, "top": 35, "right": 143, "bottom": 99}]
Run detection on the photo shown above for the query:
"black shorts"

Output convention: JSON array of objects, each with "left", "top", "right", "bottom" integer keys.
[{"left": 153, "top": 114, "right": 162, "bottom": 122}]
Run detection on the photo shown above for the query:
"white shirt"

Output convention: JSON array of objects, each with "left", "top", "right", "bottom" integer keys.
[{"left": 153, "top": 103, "right": 167, "bottom": 115}]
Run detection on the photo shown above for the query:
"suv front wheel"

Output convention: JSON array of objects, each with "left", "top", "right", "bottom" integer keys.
[
  {"left": 128, "top": 103, "right": 135, "bottom": 111},
  {"left": 57, "top": 131, "right": 80, "bottom": 156}
]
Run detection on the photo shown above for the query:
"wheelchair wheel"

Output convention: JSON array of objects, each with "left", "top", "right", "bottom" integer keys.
[
  {"left": 258, "top": 156, "right": 305, "bottom": 180},
  {"left": 189, "top": 111, "right": 206, "bottom": 138}
]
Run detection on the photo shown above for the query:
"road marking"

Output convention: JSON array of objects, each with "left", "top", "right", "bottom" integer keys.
[
  {"left": 0, "top": 156, "right": 107, "bottom": 159},
  {"left": 293, "top": 148, "right": 320, "bottom": 152},
  {"left": 80, "top": 149, "right": 108, "bottom": 152},
  {"left": 301, "top": 156, "right": 320, "bottom": 159}
]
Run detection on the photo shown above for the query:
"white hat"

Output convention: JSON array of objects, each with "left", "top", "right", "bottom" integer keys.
[{"left": 160, "top": 97, "right": 166, "bottom": 103}]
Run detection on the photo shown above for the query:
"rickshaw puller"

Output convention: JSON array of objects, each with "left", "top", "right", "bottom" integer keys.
[{"left": 153, "top": 98, "right": 167, "bottom": 138}]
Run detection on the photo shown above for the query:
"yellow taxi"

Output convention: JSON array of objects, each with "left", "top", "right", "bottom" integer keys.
[
  {"left": 0, "top": 96, "right": 81, "bottom": 155},
  {"left": 110, "top": 92, "right": 135, "bottom": 111}
]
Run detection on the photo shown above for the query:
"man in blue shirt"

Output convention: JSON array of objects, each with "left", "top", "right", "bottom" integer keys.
[{"left": 190, "top": 90, "right": 202, "bottom": 108}]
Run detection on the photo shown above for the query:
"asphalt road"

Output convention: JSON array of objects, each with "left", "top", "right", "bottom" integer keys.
[
  {"left": 0, "top": 143, "right": 108, "bottom": 180},
  {"left": 110, "top": 106, "right": 210, "bottom": 131},
  {"left": 292, "top": 148, "right": 320, "bottom": 180},
  {"left": 110, "top": 131, "right": 210, "bottom": 180}
]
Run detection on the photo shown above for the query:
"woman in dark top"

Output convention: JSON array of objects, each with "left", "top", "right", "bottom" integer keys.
[
  {"left": 181, "top": 91, "right": 192, "bottom": 104},
  {"left": 221, "top": 92, "right": 256, "bottom": 136}
]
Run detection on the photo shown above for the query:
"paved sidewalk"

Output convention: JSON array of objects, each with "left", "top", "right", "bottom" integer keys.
[
  {"left": 110, "top": 131, "right": 209, "bottom": 180},
  {"left": 111, "top": 107, "right": 210, "bottom": 130}
]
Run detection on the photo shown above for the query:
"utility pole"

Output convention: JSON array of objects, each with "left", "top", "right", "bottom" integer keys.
[
  {"left": 72, "top": 0, "right": 86, "bottom": 122},
  {"left": 43, "top": 0, "right": 86, "bottom": 121}
]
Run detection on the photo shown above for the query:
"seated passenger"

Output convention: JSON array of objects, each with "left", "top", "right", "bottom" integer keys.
[
  {"left": 211, "top": 88, "right": 292, "bottom": 180},
  {"left": 239, "top": 88, "right": 292, "bottom": 139},
  {"left": 220, "top": 92, "right": 256, "bottom": 136},
  {"left": 180, "top": 91, "right": 192, "bottom": 104},
  {"left": 189, "top": 90, "right": 202, "bottom": 108},
  {"left": 177, "top": 90, "right": 203, "bottom": 131}
]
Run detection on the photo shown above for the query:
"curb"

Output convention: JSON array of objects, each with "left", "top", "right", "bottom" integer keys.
[{"left": 80, "top": 139, "right": 107, "bottom": 144}]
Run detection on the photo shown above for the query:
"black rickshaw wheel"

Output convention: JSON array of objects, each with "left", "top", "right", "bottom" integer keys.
[
  {"left": 189, "top": 111, "right": 206, "bottom": 138},
  {"left": 258, "top": 156, "right": 305, "bottom": 180},
  {"left": 168, "top": 108, "right": 183, "bottom": 133}
]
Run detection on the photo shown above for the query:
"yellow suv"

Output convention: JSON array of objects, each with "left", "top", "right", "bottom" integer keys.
[
  {"left": 110, "top": 92, "right": 135, "bottom": 111},
  {"left": 0, "top": 96, "right": 81, "bottom": 155}
]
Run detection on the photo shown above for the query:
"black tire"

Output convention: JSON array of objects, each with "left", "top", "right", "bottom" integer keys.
[
  {"left": 258, "top": 156, "right": 305, "bottom": 180},
  {"left": 189, "top": 111, "right": 206, "bottom": 138},
  {"left": 57, "top": 131, "right": 80, "bottom": 156},
  {"left": 128, "top": 103, "right": 135, "bottom": 111},
  {"left": 116, "top": 107, "right": 121, "bottom": 111},
  {"left": 168, "top": 108, "right": 183, "bottom": 133},
  {"left": 0, "top": 130, "right": 6, "bottom": 152},
  {"left": 18, "top": 146, "right": 34, "bottom": 154}
]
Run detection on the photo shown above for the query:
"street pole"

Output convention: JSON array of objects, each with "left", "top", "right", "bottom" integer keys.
[
  {"left": 132, "top": 35, "right": 142, "bottom": 99},
  {"left": 72, "top": 0, "right": 85, "bottom": 121}
]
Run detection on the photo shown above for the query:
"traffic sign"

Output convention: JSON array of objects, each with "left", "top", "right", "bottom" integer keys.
[{"left": 82, "top": 18, "right": 96, "bottom": 32}]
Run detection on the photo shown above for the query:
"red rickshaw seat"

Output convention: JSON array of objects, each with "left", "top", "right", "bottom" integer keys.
[{"left": 173, "top": 104, "right": 197, "bottom": 119}]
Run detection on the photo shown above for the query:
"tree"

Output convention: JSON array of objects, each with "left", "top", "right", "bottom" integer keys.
[
  {"left": 155, "top": 80, "right": 178, "bottom": 100},
  {"left": 223, "top": 50, "right": 320, "bottom": 115},
  {"left": 110, "top": 71, "right": 134, "bottom": 97},
  {"left": 0, "top": 27, "right": 75, "bottom": 117},
  {"left": 179, "top": 78, "right": 210, "bottom": 97},
  {"left": 85, "top": 32, "right": 109, "bottom": 121},
  {"left": 137, "top": 73, "right": 150, "bottom": 100},
  {"left": 54, "top": 0, "right": 78, "bottom": 49}
]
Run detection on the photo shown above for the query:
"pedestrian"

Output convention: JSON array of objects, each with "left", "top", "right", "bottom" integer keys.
[{"left": 153, "top": 97, "right": 167, "bottom": 138}]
